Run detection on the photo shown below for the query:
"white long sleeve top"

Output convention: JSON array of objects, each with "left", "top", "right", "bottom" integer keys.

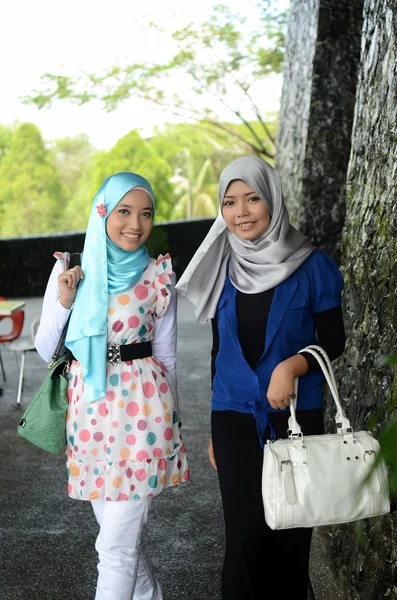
[{"left": 35, "top": 259, "right": 178, "bottom": 390}]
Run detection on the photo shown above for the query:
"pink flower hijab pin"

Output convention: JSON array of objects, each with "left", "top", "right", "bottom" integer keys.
[{"left": 97, "top": 203, "right": 107, "bottom": 217}]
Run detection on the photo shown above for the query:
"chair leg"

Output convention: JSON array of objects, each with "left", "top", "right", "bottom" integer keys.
[
  {"left": 0, "top": 349, "right": 5, "bottom": 382},
  {"left": 17, "top": 352, "right": 26, "bottom": 406}
]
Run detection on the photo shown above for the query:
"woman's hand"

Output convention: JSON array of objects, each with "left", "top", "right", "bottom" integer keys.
[
  {"left": 267, "top": 355, "right": 309, "bottom": 410},
  {"left": 208, "top": 436, "right": 217, "bottom": 471},
  {"left": 58, "top": 266, "right": 84, "bottom": 309}
]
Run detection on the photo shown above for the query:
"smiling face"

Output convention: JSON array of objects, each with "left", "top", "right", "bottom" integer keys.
[
  {"left": 221, "top": 179, "right": 271, "bottom": 241},
  {"left": 106, "top": 188, "right": 153, "bottom": 251}
]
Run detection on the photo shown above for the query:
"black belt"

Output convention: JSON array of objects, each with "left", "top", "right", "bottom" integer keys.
[{"left": 107, "top": 341, "right": 152, "bottom": 366}]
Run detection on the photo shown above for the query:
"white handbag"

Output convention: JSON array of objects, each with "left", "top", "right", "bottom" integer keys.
[{"left": 262, "top": 345, "right": 390, "bottom": 530}]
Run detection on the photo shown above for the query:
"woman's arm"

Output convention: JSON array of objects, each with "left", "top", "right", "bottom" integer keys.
[
  {"left": 300, "top": 305, "right": 345, "bottom": 371},
  {"left": 35, "top": 260, "right": 72, "bottom": 363},
  {"left": 152, "top": 273, "right": 178, "bottom": 392},
  {"left": 267, "top": 305, "right": 345, "bottom": 410},
  {"left": 210, "top": 318, "right": 220, "bottom": 386}
]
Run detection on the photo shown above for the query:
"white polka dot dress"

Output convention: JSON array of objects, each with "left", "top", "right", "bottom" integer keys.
[{"left": 65, "top": 254, "right": 190, "bottom": 501}]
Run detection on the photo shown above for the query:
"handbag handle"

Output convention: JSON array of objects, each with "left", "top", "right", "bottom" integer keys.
[{"left": 287, "top": 345, "right": 352, "bottom": 436}]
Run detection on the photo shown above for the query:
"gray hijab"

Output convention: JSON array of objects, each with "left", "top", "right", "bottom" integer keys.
[{"left": 175, "top": 156, "right": 315, "bottom": 323}]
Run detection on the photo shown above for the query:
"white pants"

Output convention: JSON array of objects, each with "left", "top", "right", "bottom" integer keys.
[{"left": 91, "top": 498, "right": 163, "bottom": 600}]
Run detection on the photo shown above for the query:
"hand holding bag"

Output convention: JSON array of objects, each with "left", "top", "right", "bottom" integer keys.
[
  {"left": 262, "top": 345, "right": 390, "bottom": 530},
  {"left": 17, "top": 253, "right": 80, "bottom": 454}
]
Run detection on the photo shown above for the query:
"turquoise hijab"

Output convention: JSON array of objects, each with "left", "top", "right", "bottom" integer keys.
[{"left": 65, "top": 172, "right": 155, "bottom": 403}]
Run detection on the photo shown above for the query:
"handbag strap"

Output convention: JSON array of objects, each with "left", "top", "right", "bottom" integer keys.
[
  {"left": 48, "top": 252, "right": 81, "bottom": 367},
  {"left": 288, "top": 345, "right": 351, "bottom": 436}
]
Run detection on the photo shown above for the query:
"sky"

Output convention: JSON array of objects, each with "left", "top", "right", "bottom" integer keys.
[{"left": 1, "top": 0, "right": 289, "bottom": 150}]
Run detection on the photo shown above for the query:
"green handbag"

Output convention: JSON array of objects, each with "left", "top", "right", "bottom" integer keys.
[
  {"left": 17, "top": 252, "right": 80, "bottom": 454},
  {"left": 17, "top": 348, "right": 71, "bottom": 454}
]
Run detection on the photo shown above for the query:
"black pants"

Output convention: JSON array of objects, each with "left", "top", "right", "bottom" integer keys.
[{"left": 211, "top": 408, "right": 324, "bottom": 600}]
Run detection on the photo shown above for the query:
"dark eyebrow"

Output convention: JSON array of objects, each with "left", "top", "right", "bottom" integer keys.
[
  {"left": 118, "top": 204, "right": 153, "bottom": 210},
  {"left": 223, "top": 191, "right": 258, "bottom": 199}
]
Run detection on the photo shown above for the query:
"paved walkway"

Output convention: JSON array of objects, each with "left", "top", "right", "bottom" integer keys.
[{"left": 0, "top": 298, "right": 340, "bottom": 600}]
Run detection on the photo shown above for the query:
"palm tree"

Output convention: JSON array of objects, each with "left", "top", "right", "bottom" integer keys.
[{"left": 169, "top": 149, "right": 217, "bottom": 219}]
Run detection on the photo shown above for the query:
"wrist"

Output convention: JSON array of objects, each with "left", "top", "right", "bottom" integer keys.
[
  {"left": 59, "top": 297, "right": 73, "bottom": 310},
  {"left": 281, "top": 354, "right": 308, "bottom": 377}
]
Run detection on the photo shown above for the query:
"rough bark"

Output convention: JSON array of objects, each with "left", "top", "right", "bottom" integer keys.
[
  {"left": 276, "top": 0, "right": 363, "bottom": 262},
  {"left": 326, "top": 2, "right": 397, "bottom": 598},
  {"left": 276, "top": 0, "right": 320, "bottom": 223}
]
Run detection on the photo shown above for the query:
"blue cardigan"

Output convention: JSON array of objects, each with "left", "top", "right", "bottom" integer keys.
[{"left": 211, "top": 250, "right": 344, "bottom": 442}]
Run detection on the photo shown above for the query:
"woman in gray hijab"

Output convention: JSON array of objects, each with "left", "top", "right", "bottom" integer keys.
[{"left": 176, "top": 157, "right": 345, "bottom": 600}]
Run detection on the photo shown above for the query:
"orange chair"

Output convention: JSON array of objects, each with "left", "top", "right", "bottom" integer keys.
[{"left": 0, "top": 296, "right": 25, "bottom": 381}]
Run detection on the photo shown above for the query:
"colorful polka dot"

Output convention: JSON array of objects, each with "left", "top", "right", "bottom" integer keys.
[
  {"left": 148, "top": 476, "right": 158, "bottom": 489},
  {"left": 79, "top": 429, "right": 90, "bottom": 442},
  {"left": 120, "top": 448, "right": 131, "bottom": 459},
  {"left": 109, "top": 374, "right": 119, "bottom": 387},
  {"left": 137, "top": 450, "right": 149, "bottom": 460},
  {"left": 70, "top": 464, "right": 80, "bottom": 477},
  {"left": 134, "top": 285, "right": 149, "bottom": 300},
  {"left": 146, "top": 432, "right": 156, "bottom": 445},
  {"left": 135, "top": 469, "right": 147, "bottom": 481},
  {"left": 128, "top": 316, "right": 140, "bottom": 328},
  {"left": 98, "top": 403, "right": 108, "bottom": 417},
  {"left": 164, "top": 428, "right": 173, "bottom": 441},
  {"left": 118, "top": 294, "right": 131, "bottom": 306},
  {"left": 142, "top": 382, "right": 155, "bottom": 398},
  {"left": 126, "top": 402, "right": 139, "bottom": 417},
  {"left": 112, "top": 320, "right": 124, "bottom": 333}
]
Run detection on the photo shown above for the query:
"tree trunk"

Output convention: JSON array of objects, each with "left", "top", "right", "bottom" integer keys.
[
  {"left": 327, "top": 2, "right": 397, "bottom": 597},
  {"left": 276, "top": 0, "right": 363, "bottom": 262}
]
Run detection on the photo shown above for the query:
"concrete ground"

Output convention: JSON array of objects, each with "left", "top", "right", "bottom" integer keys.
[{"left": 0, "top": 297, "right": 341, "bottom": 600}]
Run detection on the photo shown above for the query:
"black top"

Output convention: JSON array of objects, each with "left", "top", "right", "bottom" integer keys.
[{"left": 211, "top": 288, "right": 345, "bottom": 383}]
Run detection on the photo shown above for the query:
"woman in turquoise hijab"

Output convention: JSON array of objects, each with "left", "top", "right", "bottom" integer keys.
[{"left": 35, "top": 172, "right": 190, "bottom": 600}]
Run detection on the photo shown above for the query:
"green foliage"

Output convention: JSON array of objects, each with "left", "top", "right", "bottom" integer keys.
[
  {"left": 61, "top": 129, "right": 175, "bottom": 228},
  {"left": 0, "top": 123, "right": 66, "bottom": 237},
  {"left": 368, "top": 355, "right": 397, "bottom": 498},
  {"left": 23, "top": 2, "right": 286, "bottom": 159},
  {"left": 170, "top": 150, "right": 217, "bottom": 219},
  {"left": 0, "top": 125, "right": 12, "bottom": 160},
  {"left": 0, "top": 117, "right": 268, "bottom": 236},
  {"left": 50, "top": 133, "right": 96, "bottom": 197}
]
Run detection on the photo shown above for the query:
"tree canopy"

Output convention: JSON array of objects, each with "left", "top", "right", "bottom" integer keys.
[
  {"left": 0, "top": 123, "right": 66, "bottom": 237},
  {"left": 23, "top": 2, "right": 286, "bottom": 159}
]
